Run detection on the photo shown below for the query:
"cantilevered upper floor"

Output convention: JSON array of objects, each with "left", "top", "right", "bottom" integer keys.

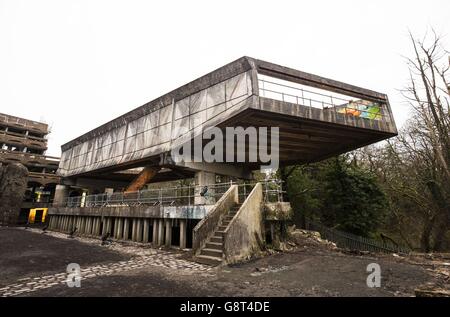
[{"left": 58, "top": 57, "right": 397, "bottom": 179}]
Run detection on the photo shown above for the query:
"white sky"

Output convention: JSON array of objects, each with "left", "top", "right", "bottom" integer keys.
[{"left": 1, "top": 0, "right": 449, "bottom": 156}]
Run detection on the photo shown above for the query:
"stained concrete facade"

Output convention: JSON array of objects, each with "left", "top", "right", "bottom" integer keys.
[
  {"left": 48, "top": 57, "right": 398, "bottom": 262},
  {"left": 57, "top": 56, "right": 397, "bottom": 184}
]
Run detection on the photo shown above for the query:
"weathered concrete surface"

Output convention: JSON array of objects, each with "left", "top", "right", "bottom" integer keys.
[
  {"left": 0, "top": 163, "right": 28, "bottom": 225},
  {"left": 48, "top": 204, "right": 213, "bottom": 219},
  {"left": 223, "top": 183, "right": 264, "bottom": 264},
  {"left": 58, "top": 57, "right": 397, "bottom": 179},
  {"left": 192, "top": 185, "right": 238, "bottom": 253}
]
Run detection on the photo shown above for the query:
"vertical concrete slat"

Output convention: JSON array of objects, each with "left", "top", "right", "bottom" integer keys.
[
  {"left": 165, "top": 219, "right": 172, "bottom": 247},
  {"left": 180, "top": 219, "right": 187, "bottom": 249},
  {"left": 136, "top": 219, "right": 143, "bottom": 242},
  {"left": 123, "top": 218, "right": 130, "bottom": 240},
  {"left": 152, "top": 219, "right": 158, "bottom": 245},
  {"left": 143, "top": 219, "right": 149, "bottom": 243},
  {"left": 157, "top": 219, "right": 164, "bottom": 246}
]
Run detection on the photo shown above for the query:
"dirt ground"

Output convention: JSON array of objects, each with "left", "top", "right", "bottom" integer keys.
[{"left": 0, "top": 226, "right": 448, "bottom": 297}]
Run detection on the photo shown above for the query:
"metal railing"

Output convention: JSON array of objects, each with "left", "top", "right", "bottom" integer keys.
[
  {"left": 258, "top": 78, "right": 388, "bottom": 121},
  {"left": 304, "top": 218, "right": 410, "bottom": 255},
  {"left": 61, "top": 179, "right": 284, "bottom": 208}
]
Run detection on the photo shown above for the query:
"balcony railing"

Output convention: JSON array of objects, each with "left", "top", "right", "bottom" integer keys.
[
  {"left": 258, "top": 78, "right": 390, "bottom": 121},
  {"left": 59, "top": 180, "right": 284, "bottom": 208}
]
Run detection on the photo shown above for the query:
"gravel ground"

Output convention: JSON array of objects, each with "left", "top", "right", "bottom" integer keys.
[{"left": 0, "top": 226, "right": 444, "bottom": 297}]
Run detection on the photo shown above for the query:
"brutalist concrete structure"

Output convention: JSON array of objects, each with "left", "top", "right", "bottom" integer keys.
[
  {"left": 48, "top": 57, "right": 397, "bottom": 265},
  {"left": 0, "top": 113, "right": 60, "bottom": 224}
]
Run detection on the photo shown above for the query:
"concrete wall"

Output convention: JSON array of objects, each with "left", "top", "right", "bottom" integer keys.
[
  {"left": 192, "top": 184, "right": 238, "bottom": 253},
  {"left": 223, "top": 182, "right": 264, "bottom": 264},
  {"left": 49, "top": 204, "right": 213, "bottom": 219}
]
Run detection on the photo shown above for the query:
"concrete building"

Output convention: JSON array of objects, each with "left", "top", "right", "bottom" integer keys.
[
  {"left": 0, "top": 113, "right": 60, "bottom": 224},
  {"left": 48, "top": 57, "right": 397, "bottom": 265}
]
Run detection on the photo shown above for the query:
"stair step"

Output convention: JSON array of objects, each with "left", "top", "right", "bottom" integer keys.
[
  {"left": 221, "top": 221, "right": 230, "bottom": 226},
  {"left": 217, "top": 225, "right": 227, "bottom": 231},
  {"left": 194, "top": 255, "right": 223, "bottom": 266},
  {"left": 205, "top": 242, "right": 222, "bottom": 250},
  {"left": 210, "top": 236, "right": 222, "bottom": 243},
  {"left": 201, "top": 248, "right": 223, "bottom": 257}
]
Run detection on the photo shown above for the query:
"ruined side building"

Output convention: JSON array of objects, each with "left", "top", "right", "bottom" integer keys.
[
  {"left": 48, "top": 57, "right": 397, "bottom": 265},
  {"left": 0, "top": 113, "right": 60, "bottom": 224}
]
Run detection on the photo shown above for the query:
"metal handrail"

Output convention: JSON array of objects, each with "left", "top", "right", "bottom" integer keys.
[
  {"left": 61, "top": 179, "right": 285, "bottom": 208},
  {"left": 258, "top": 79, "right": 387, "bottom": 121}
]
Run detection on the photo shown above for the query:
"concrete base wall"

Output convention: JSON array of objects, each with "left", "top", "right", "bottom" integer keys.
[
  {"left": 223, "top": 183, "right": 264, "bottom": 264},
  {"left": 48, "top": 214, "right": 189, "bottom": 250}
]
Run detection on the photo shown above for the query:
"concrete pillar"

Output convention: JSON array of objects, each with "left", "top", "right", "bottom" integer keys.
[
  {"left": 152, "top": 219, "right": 158, "bottom": 244},
  {"left": 101, "top": 217, "right": 107, "bottom": 236},
  {"left": 165, "top": 219, "right": 172, "bottom": 247},
  {"left": 195, "top": 171, "right": 216, "bottom": 204},
  {"left": 107, "top": 218, "right": 113, "bottom": 235},
  {"left": 180, "top": 219, "right": 187, "bottom": 249},
  {"left": 143, "top": 219, "right": 149, "bottom": 243},
  {"left": 123, "top": 218, "right": 130, "bottom": 240},
  {"left": 157, "top": 219, "right": 164, "bottom": 246},
  {"left": 53, "top": 185, "right": 69, "bottom": 207},
  {"left": 131, "top": 219, "right": 137, "bottom": 241},
  {"left": 76, "top": 216, "right": 82, "bottom": 232},
  {"left": 117, "top": 218, "right": 123, "bottom": 239},
  {"left": 113, "top": 217, "right": 118, "bottom": 239},
  {"left": 136, "top": 219, "right": 143, "bottom": 242},
  {"left": 94, "top": 217, "right": 101, "bottom": 236},
  {"left": 86, "top": 217, "right": 93, "bottom": 235}
]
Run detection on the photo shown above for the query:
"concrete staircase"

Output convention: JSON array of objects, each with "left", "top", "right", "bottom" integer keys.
[{"left": 194, "top": 203, "right": 242, "bottom": 266}]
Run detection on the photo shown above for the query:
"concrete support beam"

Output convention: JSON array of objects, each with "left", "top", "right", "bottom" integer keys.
[
  {"left": 125, "top": 166, "right": 160, "bottom": 193},
  {"left": 174, "top": 161, "right": 253, "bottom": 179},
  {"left": 131, "top": 219, "right": 137, "bottom": 241},
  {"left": 86, "top": 217, "right": 93, "bottom": 235},
  {"left": 116, "top": 218, "right": 123, "bottom": 239},
  {"left": 152, "top": 219, "right": 158, "bottom": 245},
  {"left": 165, "top": 219, "right": 172, "bottom": 247},
  {"left": 179, "top": 219, "right": 187, "bottom": 249},
  {"left": 157, "top": 219, "right": 164, "bottom": 246},
  {"left": 53, "top": 184, "right": 69, "bottom": 207},
  {"left": 136, "top": 219, "right": 143, "bottom": 242},
  {"left": 123, "top": 218, "right": 130, "bottom": 240},
  {"left": 143, "top": 219, "right": 149, "bottom": 243}
]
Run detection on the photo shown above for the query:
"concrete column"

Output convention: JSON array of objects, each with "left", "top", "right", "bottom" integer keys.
[
  {"left": 116, "top": 218, "right": 123, "bottom": 239},
  {"left": 165, "top": 219, "right": 172, "bottom": 247},
  {"left": 107, "top": 218, "right": 113, "bottom": 235},
  {"left": 195, "top": 171, "right": 216, "bottom": 205},
  {"left": 68, "top": 216, "right": 74, "bottom": 231},
  {"left": 152, "top": 219, "right": 158, "bottom": 244},
  {"left": 86, "top": 217, "right": 93, "bottom": 235},
  {"left": 76, "top": 216, "right": 82, "bottom": 232},
  {"left": 94, "top": 217, "right": 101, "bottom": 236},
  {"left": 157, "top": 219, "right": 164, "bottom": 246},
  {"left": 53, "top": 185, "right": 69, "bottom": 207},
  {"left": 136, "top": 219, "right": 143, "bottom": 242},
  {"left": 64, "top": 216, "right": 69, "bottom": 232},
  {"left": 179, "top": 219, "right": 187, "bottom": 249},
  {"left": 101, "top": 217, "right": 107, "bottom": 236},
  {"left": 143, "top": 219, "right": 149, "bottom": 243},
  {"left": 131, "top": 219, "right": 137, "bottom": 241},
  {"left": 123, "top": 218, "right": 130, "bottom": 240}
]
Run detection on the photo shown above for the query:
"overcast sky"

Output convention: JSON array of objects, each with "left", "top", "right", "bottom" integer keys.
[{"left": 1, "top": 0, "right": 449, "bottom": 156}]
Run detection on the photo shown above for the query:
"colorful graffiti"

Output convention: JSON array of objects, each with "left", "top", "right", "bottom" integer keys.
[{"left": 337, "top": 100, "right": 382, "bottom": 120}]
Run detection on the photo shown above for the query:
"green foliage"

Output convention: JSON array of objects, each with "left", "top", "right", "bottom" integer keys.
[{"left": 285, "top": 156, "right": 387, "bottom": 237}]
